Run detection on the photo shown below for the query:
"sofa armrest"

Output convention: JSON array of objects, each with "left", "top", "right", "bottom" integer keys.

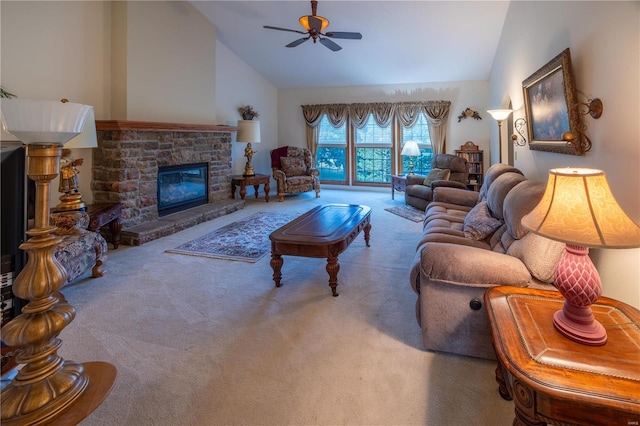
[
  {"left": 432, "top": 187, "right": 479, "bottom": 208},
  {"left": 431, "top": 180, "right": 468, "bottom": 190},
  {"left": 306, "top": 167, "right": 320, "bottom": 177},
  {"left": 417, "top": 242, "right": 533, "bottom": 288},
  {"left": 406, "top": 174, "right": 427, "bottom": 186},
  {"left": 50, "top": 211, "right": 90, "bottom": 235}
]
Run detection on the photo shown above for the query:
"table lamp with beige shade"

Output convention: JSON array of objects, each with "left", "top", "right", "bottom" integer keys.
[
  {"left": 236, "top": 119, "right": 261, "bottom": 177},
  {"left": 521, "top": 168, "right": 640, "bottom": 346},
  {"left": 0, "top": 98, "right": 115, "bottom": 425}
]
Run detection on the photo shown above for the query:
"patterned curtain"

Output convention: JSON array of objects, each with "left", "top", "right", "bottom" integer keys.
[{"left": 422, "top": 101, "right": 451, "bottom": 155}]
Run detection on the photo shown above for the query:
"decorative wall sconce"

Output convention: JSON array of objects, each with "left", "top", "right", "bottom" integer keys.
[
  {"left": 561, "top": 98, "right": 603, "bottom": 153},
  {"left": 511, "top": 117, "right": 528, "bottom": 146}
]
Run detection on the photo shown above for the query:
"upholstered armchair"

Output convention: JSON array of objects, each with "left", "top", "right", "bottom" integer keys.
[
  {"left": 270, "top": 146, "right": 321, "bottom": 202},
  {"left": 405, "top": 153, "right": 469, "bottom": 211}
]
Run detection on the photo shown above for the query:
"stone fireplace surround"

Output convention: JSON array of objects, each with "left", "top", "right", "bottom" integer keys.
[{"left": 93, "top": 120, "right": 244, "bottom": 245}]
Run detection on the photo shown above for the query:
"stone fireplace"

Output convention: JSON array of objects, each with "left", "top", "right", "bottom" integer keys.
[{"left": 93, "top": 121, "right": 242, "bottom": 245}]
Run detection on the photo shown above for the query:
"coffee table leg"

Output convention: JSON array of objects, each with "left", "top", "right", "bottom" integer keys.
[
  {"left": 364, "top": 223, "right": 371, "bottom": 247},
  {"left": 264, "top": 181, "right": 270, "bottom": 202},
  {"left": 271, "top": 254, "right": 283, "bottom": 287},
  {"left": 326, "top": 256, "right": 340, "bottom": 297}
]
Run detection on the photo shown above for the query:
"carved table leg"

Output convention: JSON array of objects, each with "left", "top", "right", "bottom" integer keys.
[
  {"left": 109, "top": 218, "right": 122, "bottom": 249},
  {"left": 326, "top": 256, "right": 340, "bottom": 297},
  {"left": 363, "top": 223, "right": 371, "bottom": 247},
  {"left": 495, "top": 364, "right": 512, "bottom": 401},
  {"left": 253, "top": 184, "right": 260, "bottom": 199},
  {"left": 264, "top": 181, "right": 270, "bottom": 202},
  {"left": 271, "top": 254, "right": 283, "bottom": 287},
  {"left": 230, "top": 182, "right": 236, "bottom": 199},
  {"left": 239, "top": 184, "right": 247, "bottom": 200}
]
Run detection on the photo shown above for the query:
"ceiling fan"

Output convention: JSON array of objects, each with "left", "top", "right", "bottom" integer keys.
[{"left": 263, "top": 0, "right": 362, "bottom": 52}]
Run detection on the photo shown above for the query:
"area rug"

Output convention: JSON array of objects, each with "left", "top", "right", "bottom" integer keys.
[
  {"left": 384, "top": 205, "right": 425, "bottom": 222},
  {"left": 166, "top": 211, "right": 301, "bottom": 262}
]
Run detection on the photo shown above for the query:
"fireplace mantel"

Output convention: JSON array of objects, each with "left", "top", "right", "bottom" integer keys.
[{"left": 96, "top": 120, "right": 237, "bottom": 133}]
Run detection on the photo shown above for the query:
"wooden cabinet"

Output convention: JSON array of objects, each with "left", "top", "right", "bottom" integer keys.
[{"left": 455, "top": 141, "right": 483, "bottom": 191}]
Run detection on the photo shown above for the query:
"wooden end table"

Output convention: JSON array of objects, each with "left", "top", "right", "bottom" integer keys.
[
  {"left": 86, "top": 203, "right": 123, "bottom": 249},
  {"left": 231, "top": 174, "right": 270, "bottom": 202},
  {"left": 485, "top": 286, "right": 640, "bottom": 426},
  {"left": 391, "top": 174, "right": 407, "bottom": 200}
]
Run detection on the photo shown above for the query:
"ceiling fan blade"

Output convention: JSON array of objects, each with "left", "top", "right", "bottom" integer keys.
[
  {"left": 319, "top": 37, "right": 342, "bottom": 51},
  {"left": 263, "top": 25, "right": 307, "bottom": 35},
  {"left": 325, "top": 31, "right": 362, "bottom": 40},
  {"left": 286, "top": 37, "right": 310, "bottom": 48}
]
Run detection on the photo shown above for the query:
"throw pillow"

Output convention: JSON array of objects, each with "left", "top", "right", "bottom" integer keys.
[
  {"left": 423, "top": 168, "right": 451, "bottom": 186},
  {"left": 463, "top": 200, "right": 503, "bottom": 240},
  {"left": 507, "top": 233, "right": 565, "bottom": 283},
  {"left": 280, "top": 156, "right": 306, "bottom": 177}
]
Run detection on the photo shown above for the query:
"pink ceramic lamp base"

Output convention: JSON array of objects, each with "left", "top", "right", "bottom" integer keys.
[{"left": 553, "top": 244, "right": 607, "bottom": 346}]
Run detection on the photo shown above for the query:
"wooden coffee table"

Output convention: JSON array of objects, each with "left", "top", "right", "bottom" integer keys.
[
  {"left": 269, "top": 204, "right": 371, "bottom": 297},
  {"left": 485, "top": 286, "right": 640, "bottom": 426}
]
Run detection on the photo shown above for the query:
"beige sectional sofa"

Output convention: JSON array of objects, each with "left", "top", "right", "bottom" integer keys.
[{"left": 409, "top": 164, "right": 564, "bottom": 359}]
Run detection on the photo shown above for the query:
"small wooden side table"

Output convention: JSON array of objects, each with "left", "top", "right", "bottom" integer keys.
[
  {"left": 485, "top": 286, "right": 640, "bottom": 426},
  {"left": 231, "top": 174, "right": 270, "bottom": 202},
  {"left": 86, "top": 203, "right": 123, "bottom": 249},
  {"left": 391, "top": 174, "right": 407, "bottom": 200}
]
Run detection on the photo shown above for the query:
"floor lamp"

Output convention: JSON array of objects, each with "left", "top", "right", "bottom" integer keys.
[
  {"left": 0, "top": 99, "right": 116, "bottom": 425},
  {"left": 487, "top": 109, "right": 513, "bottom": 163}
]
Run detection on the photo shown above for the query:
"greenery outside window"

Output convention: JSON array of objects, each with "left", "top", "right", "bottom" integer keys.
[
  {"left": 317, "top": 115, "right": 347, "bottom": 182},
  {"left": 355, "top": 115, "right": 392, "bottom": 183}
]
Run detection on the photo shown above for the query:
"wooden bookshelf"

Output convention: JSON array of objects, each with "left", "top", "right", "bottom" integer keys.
[{"left": 455, "top": 141, "right": 483, "bottom": 191}]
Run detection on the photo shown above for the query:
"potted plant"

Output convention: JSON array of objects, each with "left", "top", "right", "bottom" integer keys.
[{"left": 238, "top": 105, "right": 259, "bottom": 121}]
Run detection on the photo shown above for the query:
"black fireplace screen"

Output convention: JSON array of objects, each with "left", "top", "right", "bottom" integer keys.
[{"left": 157, "top": 163, "right": 208, "bottom": 216}]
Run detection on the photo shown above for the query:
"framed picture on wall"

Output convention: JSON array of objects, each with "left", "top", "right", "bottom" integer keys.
[{"left": 522, "top": 48, "right": 586, "bottom": 155}]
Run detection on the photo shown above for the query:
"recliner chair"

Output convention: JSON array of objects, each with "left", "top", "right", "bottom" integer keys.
[{"left": 405, "top": 154, "right": 469, "bottom": 211}]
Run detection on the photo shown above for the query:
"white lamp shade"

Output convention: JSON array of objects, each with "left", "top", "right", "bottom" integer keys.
[
  {"left": 487, "top": 109, "right": 513, "bottom": 122},
  {"left": 522, "top": 168, "right": 640, "bottom": 248},
  {"left": 65, "top": 108, "right": 98, "bottom": 148},
  {"left": 236, "top": 120, "right": 261, "bottom": 144},
  {"left": 400, "top": 140, "right": 421, "bottom": 156},
  {"left": 0, "top": 98, "right": 93, "bottom": 144}
]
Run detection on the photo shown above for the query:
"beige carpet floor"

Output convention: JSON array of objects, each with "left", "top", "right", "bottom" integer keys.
[{"left": 53, "top": 188, "right": 515, "bottom": 425}]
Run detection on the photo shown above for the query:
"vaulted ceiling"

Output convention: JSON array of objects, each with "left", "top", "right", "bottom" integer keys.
[{"left": 191, "top": 1, "right": 511, "bottom": 89}]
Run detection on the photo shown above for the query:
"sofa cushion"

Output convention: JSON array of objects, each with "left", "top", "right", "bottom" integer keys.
[
  {"left": 423, "top": 168, "right": 450, "bottom": 186},
  {"left": 486, "top": 172, "right": 527, "bottom": 220},
  {"left": 503, "top": 180, "right": 546, "bottom": 239},
  {"left": 280, "top": 156, "right": 306, "bottom": 177},
  {"left": 463, "top": 200, "right": 503, "bottom": 240},
  {"left": 507, "top": 233, "right": 564, "bottom": 283}
]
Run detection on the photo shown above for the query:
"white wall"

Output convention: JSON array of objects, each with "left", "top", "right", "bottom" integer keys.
[
  {"left": 215, "top": 42, "right": 278, "bottom": 177},
  {"left": 1, "top": 1, "right": 110, "bottom": 206},
  {"left": 123, "top": 1, "right": 217, "bottom": 123},
  {"left": 489, "top": 1, "right": 640, "bottom": 307},
  {"left": 278, "top": 80, "right": 490, "bottom": 160}
]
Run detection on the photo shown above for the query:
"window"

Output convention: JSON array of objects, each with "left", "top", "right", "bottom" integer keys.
[
  {"left": 317, "top": 116, "right": 347, "bottom": 182},
  {"left": 354, "top": 116, "right": 392, "bottom": 183},
  {"left": 315, "top": 108, "right": 433, "bottom": 186},
  {"left": 400, "top": 112, "right": 433, "bottom": 175}
]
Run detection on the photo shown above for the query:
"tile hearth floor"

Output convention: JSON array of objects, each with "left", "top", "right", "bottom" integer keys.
[{"left": 120, "top": 199, "right": 245, "bottom": 246}]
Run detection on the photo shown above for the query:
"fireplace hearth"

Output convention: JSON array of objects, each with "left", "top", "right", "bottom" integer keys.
[{"left": 158, "top": 163, "right": 208, "bottom": 216}]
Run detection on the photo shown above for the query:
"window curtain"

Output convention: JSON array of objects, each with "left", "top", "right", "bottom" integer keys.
[
  {"left": 301, "top": 100, "right": 450, "bottom": 158},
  {"left": 422, "top": 101, "right": 451, "bottom": 155}
]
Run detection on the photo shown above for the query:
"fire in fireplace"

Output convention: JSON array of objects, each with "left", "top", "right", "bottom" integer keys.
[{"left": 157, "top": 163, "right": 209, "bottom": 216}]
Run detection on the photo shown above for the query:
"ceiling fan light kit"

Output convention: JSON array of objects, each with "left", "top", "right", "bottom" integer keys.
[{"left": 264, "top": 0, "right": 362, "bottom": 52}]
